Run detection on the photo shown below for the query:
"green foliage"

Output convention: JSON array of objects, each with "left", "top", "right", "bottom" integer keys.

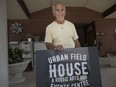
[{"left": 8, "top": 47, "right": 23, "bottom": 64}]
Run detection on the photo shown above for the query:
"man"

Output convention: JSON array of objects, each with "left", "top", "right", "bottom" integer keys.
[{"left": 44, "top": 2, "right": 81, "bottom": 51}]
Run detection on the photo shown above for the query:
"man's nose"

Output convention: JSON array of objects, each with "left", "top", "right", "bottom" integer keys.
[{"left": 59, "top": 10, "right": 63, "bottom": 14}]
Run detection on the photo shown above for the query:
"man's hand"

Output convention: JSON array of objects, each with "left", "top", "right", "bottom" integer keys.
[
  {"left": 45, "top": 42, "right": 64, "bottom": 51},
  {"left": 54, "top": 45, "right": 64, "bottom": 51}
]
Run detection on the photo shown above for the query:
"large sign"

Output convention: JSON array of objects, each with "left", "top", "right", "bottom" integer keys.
[{"left": 36, "top": 47, "right": 102, "bottom": 87}]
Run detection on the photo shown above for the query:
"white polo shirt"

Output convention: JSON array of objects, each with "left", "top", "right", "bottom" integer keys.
[{"left": 44, "top": 20, "right": 79, "bottom": 48}]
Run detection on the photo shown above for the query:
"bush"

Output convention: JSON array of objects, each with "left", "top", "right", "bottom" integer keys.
[{"left": 8, "top": 47, "right": 23, "bottom": 64}]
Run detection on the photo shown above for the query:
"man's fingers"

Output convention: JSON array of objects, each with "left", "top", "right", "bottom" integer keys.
[{"left": 54, "top": 45, "right": 64, "bottom": 51}]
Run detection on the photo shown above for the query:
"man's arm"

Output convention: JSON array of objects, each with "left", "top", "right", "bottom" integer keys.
[
  {"left": 74, "top": 39, "right": 81, "bottom": 47},
  {"left": 45, "top": 42, "right": 64, "bottom": 50}
]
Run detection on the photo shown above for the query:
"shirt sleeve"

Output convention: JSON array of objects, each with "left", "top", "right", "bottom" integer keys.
[{"left": 44, "top": 27, "right": 53, "bottom": 43}]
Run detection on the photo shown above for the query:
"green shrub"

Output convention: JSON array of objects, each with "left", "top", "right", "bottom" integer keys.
[{"left": 8, "top": 47, "right": 23, "bottom": 64}]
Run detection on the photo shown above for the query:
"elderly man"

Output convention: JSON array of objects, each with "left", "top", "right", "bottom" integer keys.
[{"left": 44, "top": 2, "right": 81, "bottom": 50}]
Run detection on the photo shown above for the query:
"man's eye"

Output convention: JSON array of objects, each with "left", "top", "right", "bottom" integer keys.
[
  {"left": 55, "top": 9, "right": 59, "bottom": 11},
  {"left": 62, "top": 9, "right": 65, "bottom": 11}
]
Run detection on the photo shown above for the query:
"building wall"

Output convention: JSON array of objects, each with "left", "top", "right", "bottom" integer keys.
[
  {"left": 8, "top": 7, "right": 103, "bottom": 41},
  {"left": 96, "top": 19, "right": 116, "bottom": 56},
  {"left": 8, "top": 7, "right": 116, "bottom": 56}
]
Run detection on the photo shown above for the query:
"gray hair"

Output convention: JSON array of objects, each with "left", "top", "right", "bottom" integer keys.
[{"left": 52, "top": 2, "right": 66, "bottom": 12}]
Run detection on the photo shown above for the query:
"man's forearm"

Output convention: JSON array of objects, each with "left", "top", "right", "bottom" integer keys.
[{"left": 74, "top": 39, "right": 81, "bottom": 47}]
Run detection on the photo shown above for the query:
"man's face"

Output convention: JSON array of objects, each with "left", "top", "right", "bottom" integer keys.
[{"left": 53, "top": 4, "right": 66, "bottom": 23}]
